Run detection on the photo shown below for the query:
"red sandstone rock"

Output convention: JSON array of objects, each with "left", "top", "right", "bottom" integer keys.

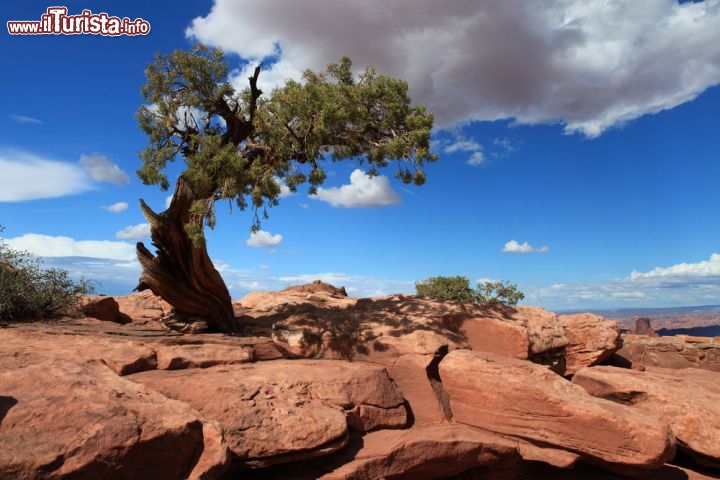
[
  {"left": 81, "top": 295, "right": 130, "bottom": 323},
  {"left": 633, "top": 317, "right": 659, "bottom": 337},
  {"left": 4, "top": 283, "right": 709, "bottom": 479},
  {"left": 572, "top": 365, "right": 720, "bottom": 468},
  {"left": 237, "top": 280, "right": 355, "bottom": 312},
  {"left": 153, "top": 341, "right": 255, "bottom": 369},
  {"left": 0, "top": 326, "right": 158, "bottom": 375},
  {"left": 617, "top": 334, "right": 720, "bottom": 372},
  {"left": 559, "top": 313, "right": 622, "bottom": 376},
  {"left": 439, "top": 349, "right": 676, "bottom": 475},
  {"left": 0, "top": 349, "right": 229, "bottom": 479},
  {"left": 319, "top": 425, "right": 578, "bottom": 480},
  {"left": 128, "top": 360, "right": 407, "bottom": 467},
  {"left": 237, "top": 287, "right": 605, "bottom": 425},
  {"left": 114, "top": 290, "right": 173, "bottom": 323}
]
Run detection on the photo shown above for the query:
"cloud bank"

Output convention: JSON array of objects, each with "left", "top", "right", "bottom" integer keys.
[
  {"left": 0, "top": 152, "right": 93, "bottom": 202},
  {"left": 2, "top": 233, "right": 136, "bottom": 261},
  {"left": 188, "top": 0, "right": 720, "bottom": 137}
]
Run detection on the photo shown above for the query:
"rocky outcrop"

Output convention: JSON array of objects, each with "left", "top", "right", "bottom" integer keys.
[
  {"left": 318, "top": 425, "right": 571, "bottom": 480},
  {"left": 439, "top": 349, "right": 676, "bottom": 475},
  {"left": 4, "top": 282, "right": 720, "bottom": 479},
  {"left": 0, "top": 343, "right": 229, "bottom": 479},
  {"left": 616, "top": 334, "right": 720, "bottom": 372},
  {"left": 81, "top": 295, "right": 131, "bottom": 323},
  {"left": 128, "top": 360, "right": 407, "bottom": 468},
  {"left": 239, "top": 285, "right": 606, "bottom": 423},
  {"left": 573, "top": 365, "right": 720, "bottom": 468},
  {"left": 559, "top": 313, "right": 622, "bottom": 376},
  {"left": 114, "top": 290, "right": 173, "bottom": 325},
  {"left": 241, "top": 287, "right": 619, "bottom": 379},
  {"left": 236, "top": 280, "right": 355, "bottom": 313}
]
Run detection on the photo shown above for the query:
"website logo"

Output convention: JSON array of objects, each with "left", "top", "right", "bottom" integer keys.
[{"left": 7, "top": 7, "right": 151, "bottom": 36}]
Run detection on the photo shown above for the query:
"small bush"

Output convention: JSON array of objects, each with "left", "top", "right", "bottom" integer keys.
[
  {"left": 415, "top": 275, "right": 524, "bottom": 306},
  {"left": 415, "top": 275, "right": 477, "bottom": 302},
  {"left": 0, "top": 228, "right": 94, "bottom": 321},
  {"left": 475, "top": 280, "right": 525, "bottom": 306}
]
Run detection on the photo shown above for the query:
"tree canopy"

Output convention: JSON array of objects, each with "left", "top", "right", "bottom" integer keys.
[
  {"left": 136, "top": 44, "right": 436, "bottom": 241},
  {"left": 133, "top": 44, "right": 437, "bottom": 332}
]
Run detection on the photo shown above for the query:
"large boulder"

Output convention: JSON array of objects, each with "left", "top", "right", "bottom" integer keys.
[
  {"left": 114, "top": 290, "right": 173, "bottom": 324},
  {"left": 81, "top": 295, "right": 131, "bottom": 323},
  {"left": 559, "top": 313, "right": 622, "bottom": 376},
  {"left": 439, "top": 349, "right": 676, "bottom": 475},
  {"left": 318, "top": 425, "right": 577, "bottom": 480},
  {"left": 0, "top": 346, "right": 229, "bottom": 479},
  {"left": 127, "top": 360, "right": 407, "bottom": 468},
  {"left": 460, "top": 306, "right": 569, "bottom": 370},
  {"left": 572, "top": 365, "right": 720, "bottom": 468}
]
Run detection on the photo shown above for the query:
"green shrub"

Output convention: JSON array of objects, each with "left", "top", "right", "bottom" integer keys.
[
  {"left": 415, "top": 275, "right": 524, "bottom": 306},
  {"left": 0, "top": 227, "right": 94, "bottom": 321},
  {"left": 475, "top": 280, "right": 525, "bottom": 306},
  {"left": 415, "top": 275, "right": 477, "bottom": 302}
]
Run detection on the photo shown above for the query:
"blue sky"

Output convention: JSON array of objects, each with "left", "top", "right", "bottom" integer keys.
[{"left": 2, "top": 0, "right": 720, "bottom": 310}]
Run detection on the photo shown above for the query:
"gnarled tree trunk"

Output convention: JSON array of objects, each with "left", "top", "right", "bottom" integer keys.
[{"left": 135, "top": 177, "right": 238, "bottom": 333}]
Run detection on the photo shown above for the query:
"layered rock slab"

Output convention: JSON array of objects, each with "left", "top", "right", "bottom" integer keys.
[
  {"left": 559, "top": 313, "right": 622, "bottom": 376},
  {"left": 0, "top": 348, "right": 229, "bottom": 479},
  {"left": 0, "top": 326, "right": 158, "bottom": 375},
  {"left": 128, "top": 360, "right": 407, "bottom": 468},
  {"left": 319, "top": 425, "right": 568, "bottom": 480},
  {"left": 439, "top": 349, "right": 676, "bottom": 475},
  {"left": 572, "top": 365, "right": 720, "bottom": 468},
  {"left": 248, "top": 425, "right": 578, "bottom": 480},
  {"left": 617, "top": 334, "right": 720, "bottom": 372}
]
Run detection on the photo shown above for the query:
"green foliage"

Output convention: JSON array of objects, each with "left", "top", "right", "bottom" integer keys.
[
  {"left": 0, "top": 228, "right": 94, "bottom": 321},
  {"left": 414, "top": 276, "right": 477, "bottom": 302},
  {"left": 475, "top": 280, "right": 525, "bottom": 307},
  {"left": 415, "top": 276, "right": 524, "bottom": 307},
  {"left": 137, "top": 45, "right": 437, "bottom": 241}
]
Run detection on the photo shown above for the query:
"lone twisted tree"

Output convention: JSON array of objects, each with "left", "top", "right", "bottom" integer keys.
[{"left": 135, "top": 45, "right": 436, "bottom": 333}]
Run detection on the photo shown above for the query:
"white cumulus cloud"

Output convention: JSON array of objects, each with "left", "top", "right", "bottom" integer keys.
[
  {"left": 79, "top": 154, "right": 130, "bottom": 185},
  {"left": 188, "top": 0, "right": 720, "bottom": 137},
  {"left": 2, "top": 233, "right": 136, "bottom": 261},
  {"left": 116, "top": 223, "right": 151, "bottom": 240},
  {"left": 246, "top": 230, "right": 283, "bottom": 247},
  {"left": 502, "top": 240, "right": 549, "bottom": 254},
  {"left": 629, "top": 253, "right": 720, "bottom": 284},
  {"left": 312, "top": 169, "right": 400, "bottom": 208},
  {"left": 102, "top": 202, "right": 128, "bottom": 213},
  {"left": 0, "top": 151, "right": 93, "bottom": 202}
]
